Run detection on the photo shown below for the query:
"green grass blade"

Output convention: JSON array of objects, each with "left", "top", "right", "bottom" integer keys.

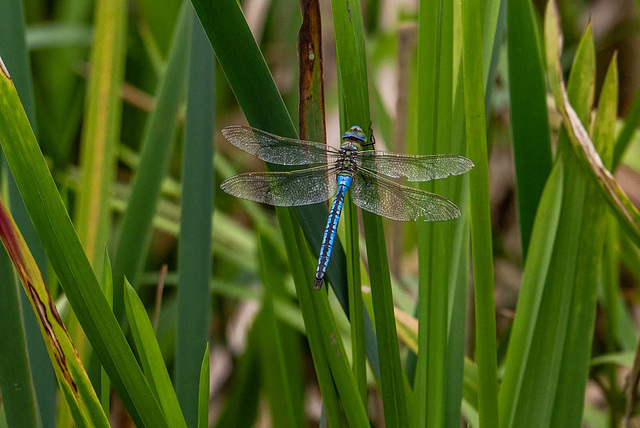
[
  {"left": 330, "top": 0, "right": 408, "bottom": 425},
  {"left": 138, "top": 0, "right": 182, "bottom": 54},
  {"left": 112, "top": 1, "right": 192, "bottom": 319},
  {"left": 612, "top": 86, "right": 640, "bottom": 169},
  {"left": 507, "top": 0, "right": 553, "bottom": 257},
  {"left": 33, "top": 0, "right": 91, "bottom": 167},
  {"left": 445, "top": 66, "right": 472, "bottom": 428},
  {"left": 498, "top": 162, "right": 565, "bottom": 428},
  {"left": 0, "top": 1, "right": 56, "bottom": 423},
  {"left": 74, "top": 0, "right": 126, "bottom": 267},
  {"left": 256, "top": 232, "right": 305, "bottom": 428},
  {"left": 0, "top": 198, "right": 109, "bottom": 428},
  {"left": 461, "top": 0, "right": 500, "bottom": 424},
  {"left": 99, "top": 249, "right": 113, "bottom": 413},
  {"left": 481, "top": 0, "right": 503, "bottom": 86},
  {"left": 0, "top": 58, "right": 170, "bottom": 428},
  {"left": 546, "top": 5, "right": 640, "bottom": 250},
  {"left": 549, "top": 28, "right": 619, "bottom": 427},
  {"left": 198, "top": 344, "right": 209, "bottom": 428},
  {"left": 413, "top": 0, "right": 457, "bottom": 425},
  {"left": 175, "top": 12, "right": 214, "bottom": 427},
  {"left": 124, "top": 278, "right": 187, "bottom": 428},
  {"left": 277, "top": 211, "right": 346, "bottom": 426},
  {"left": 498, "top": 10, "right": 607, "bottom": 426},
  {"left": 0, "top": 242, "right": 39, "bottom": 428}
]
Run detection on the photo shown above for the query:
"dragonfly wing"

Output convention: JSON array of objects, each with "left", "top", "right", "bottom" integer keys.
[
  {"left": 351, "top": 168, "right": 461, "bottom": 221},
  {"left": 356, "top": 151, "right": 474, "bottom": 182},
  {"left": 221, "top": 165, "right": 339, "bottom": 206},
  {"left": 222, "top": 125, "right": 339, "bottom": 165}
]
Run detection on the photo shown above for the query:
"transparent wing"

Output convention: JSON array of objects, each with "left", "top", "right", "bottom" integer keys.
[
  {"left": 220, "top": 165, "right": 339, "bottom": 206},
  {"left": 222, "top": 125, "right": 339, "bottom": 165},
  {"left": 356, "top": 151, "right": 474, "bottom": 181},
  {"left": 351, "top": 168, "right": 461, "bottom": 221}
]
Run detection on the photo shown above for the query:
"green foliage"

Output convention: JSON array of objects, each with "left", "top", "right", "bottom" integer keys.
[{"left": 0, "top": 0, "right": 639, "bottom": 426}]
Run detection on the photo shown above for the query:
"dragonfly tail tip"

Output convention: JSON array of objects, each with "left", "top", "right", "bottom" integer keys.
[{"left": 313, "top": 276, "right": 324, "bottom": 290}]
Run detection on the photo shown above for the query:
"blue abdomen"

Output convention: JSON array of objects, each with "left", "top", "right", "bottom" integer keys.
[{"left": 313, "top": 174, "right": 353, "bottom": 289}]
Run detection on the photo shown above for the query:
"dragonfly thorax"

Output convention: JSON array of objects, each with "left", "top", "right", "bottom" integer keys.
[{"left": 336, "top": 142, "right": 359, "bottom": 175}]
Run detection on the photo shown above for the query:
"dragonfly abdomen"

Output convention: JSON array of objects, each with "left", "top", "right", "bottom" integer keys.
[{"left": 313, "top": 174, "right": 353, "bottom": 289}]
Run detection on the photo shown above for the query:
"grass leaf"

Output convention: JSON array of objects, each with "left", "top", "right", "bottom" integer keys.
[
  {"left": 0, "top": 230, "right": 39, "bottom": 428},
  {"left": 124, "top": 278, "right": 187, "bottom": 427},
  {"left": 74, "top": 0, "right": 126, "bottom": 267},
  {"left": 545, "top": 0, "right": 640, "bottom": 251},
  {"left": 330, "top": 0, "right": 408, "bottom": 424},
  {"left": 112, "top": 1, "right": 192, "bottom": 319},
  {"left": 0, "top": 197, "right": 109, "bottom": 428},
  {"left": 507, "top": 0, "right": 553, "bottom": 256},
  {"left": 498, "top": 162, "right": 564, "bottom": 427},
  {"left": 461, "top": 0, "right": 500, "bottom": 423},
  {"left": 175, "top": 12, "right": 214, "bottom": 426},
  {"left": 0, "top": 54, "right": 170, "bottom": 428},
  {"left": 198, "top": 344, "right": 209, "bottom": 428}
]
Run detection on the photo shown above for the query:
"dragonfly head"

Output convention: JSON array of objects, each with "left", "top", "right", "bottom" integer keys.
[{"left": 341, "top": 125, "right": 366, "bottom": 149}]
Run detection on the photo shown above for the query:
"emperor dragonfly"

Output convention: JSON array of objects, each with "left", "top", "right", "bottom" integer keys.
[{"left": 221, "top": 125, "right": 473, "bottom": 289}]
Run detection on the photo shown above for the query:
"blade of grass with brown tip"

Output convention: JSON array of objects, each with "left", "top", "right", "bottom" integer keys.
[
  {"left": 0, "top": 0, "right": 55, "bottom": 423},
  {"left": 545, "top": 1, "right": 640, "bottom": 251},
  {"left": 0, "top": 197, "right": 109, "bottom": 428},
  {"left": 0, "top": 55, "right": 171, "bottom": 428},
  {"left": 0, "top": 235, "right": 39, "bottom": 428}
]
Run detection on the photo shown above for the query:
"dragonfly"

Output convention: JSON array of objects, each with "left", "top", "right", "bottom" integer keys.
[{"left": 220, "top": 125, "right": 473, "bottom": 289}]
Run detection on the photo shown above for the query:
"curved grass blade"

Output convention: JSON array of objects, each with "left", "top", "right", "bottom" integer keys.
[
  {"left": 0, "top": 197, "right": 109, "bottom": 428},
  {"left": 112, "top": 1, "right": 192, "bottom": 319},
  {"left": 545, "top": 0, "right": 640, "bottom": 250},
  {"left": 507, "top": 0, "right": 553, "bottom": 257},
  {"left": 545, "top": 11, "right": 619, "bottom": 424},
  {"left": 65, "top": 4, "right": 127, "bottom": 417},
  {"left": 0, "top": 1, "right": 55, "bottom": 423},
  {"left": 175, "top": 12, "right": 214, "bottom": 427},
  {"left": 124, "top": 279, "right": 187, "bottom": 428},
  {"left": 461, "top": 0, "right": 500, "bottom": 423},
  {"left": 498, "top": 10, "right": 612, "bottom": 426},
  {"left": 0, "top": 57, "right": 170, "bottom": 428}
]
